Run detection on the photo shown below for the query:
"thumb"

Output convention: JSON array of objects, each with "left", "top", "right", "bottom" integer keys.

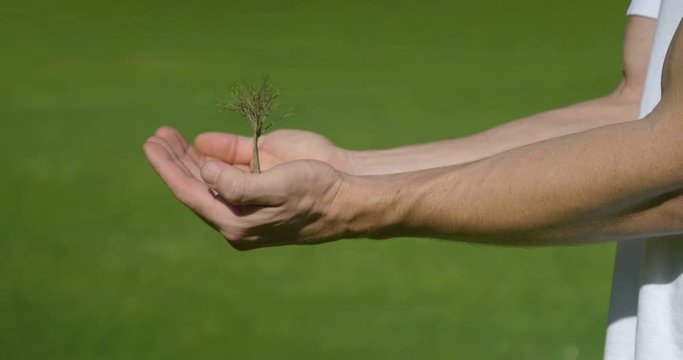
[
  {"left": 201, "top": 161, "right": 285, "bottom": 206},
  {"left": 195, "top": 132, "right": 252, "bottom": 165}
]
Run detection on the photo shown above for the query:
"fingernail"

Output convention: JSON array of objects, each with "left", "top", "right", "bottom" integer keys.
[{"left": 201, "top": 161, "right": 224, "bottom": 184}]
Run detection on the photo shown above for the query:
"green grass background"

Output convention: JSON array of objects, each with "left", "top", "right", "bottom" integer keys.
[{"left": 1, "top": 0, "right": 629, "bottom": 358}]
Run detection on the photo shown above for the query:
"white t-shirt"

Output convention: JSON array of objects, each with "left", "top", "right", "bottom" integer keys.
[
  {"left": 603, "top": 1, "right": 683, "bottom": 359},
  {"left": 627, "top": 0, "right": 662, "bottom": 19}
]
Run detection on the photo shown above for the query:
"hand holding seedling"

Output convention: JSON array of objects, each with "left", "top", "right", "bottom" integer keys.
[
  {"left": 143, "top": 79, "right": 361, "bottom": 249},
  {"left": 144, "top": 126, "right": 350, "bottom": 250}
]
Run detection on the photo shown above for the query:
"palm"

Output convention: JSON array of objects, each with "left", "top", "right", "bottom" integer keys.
[
  {"left": 195, "top": 129, "right": 351, "bottom": 173},
  {"left": 195, "top": 130, "right": 351, "bottom": 172},
  {"left": 258, "top": 130, "right": 350, "bottom": 172}
]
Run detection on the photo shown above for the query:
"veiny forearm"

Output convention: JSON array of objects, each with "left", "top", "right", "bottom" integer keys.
[
  {"left": 350, "top": 90, "right": 640, "bottom": 175},
  {"left": 339, "top": 107, "right": 683, "bottom": 245}
]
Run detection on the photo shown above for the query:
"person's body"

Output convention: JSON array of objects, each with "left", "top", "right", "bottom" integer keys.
[
  {"left": 605, "top": 1, "right": 683, "bottom": 359},
  {"left": 144, "top": 1, "right": 683, "bottom": 358}
]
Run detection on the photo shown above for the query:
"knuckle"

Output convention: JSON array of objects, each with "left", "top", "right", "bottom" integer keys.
[
  {"left": 220, "top": 227, "right": 258, "bottom": 251},
  {"left": 221, "top": 176, "right": 246, "bottom": 204},
  {"left": 220, "top": 228, "right": 246, "bottom": 242},
  {"left": 230, "top": 242, "right": 253, "bottom": 252},
  {"left": 220, "top": 229, "right": 237, "bottom": 241}
]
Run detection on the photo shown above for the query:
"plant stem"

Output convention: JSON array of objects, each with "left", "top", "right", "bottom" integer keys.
[{"left": 251, "top": 132, "right": 261, "bottom": 174}]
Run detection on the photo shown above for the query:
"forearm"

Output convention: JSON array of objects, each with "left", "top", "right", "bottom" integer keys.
[
  {"left": 350, "top": 88, "right": 640, "bottom": 175},
  {"left": 338, "top": 106, "right": 683, "bottom": 245},
  {"left": 349, "top": 16, "right": 657, "bottom": 176}
]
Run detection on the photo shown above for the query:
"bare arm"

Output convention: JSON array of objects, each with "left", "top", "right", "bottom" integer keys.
[
  {"left": 351, "top": 16, "right": 657, "bottom": 175},
  {"left": 176, "top": 84, "right": 682, "bottom": 250},
  {"left": 337, "top": 21, "right": 683, "bottom": 245},
  {"left": 144, "top": 19, "right": 681, "bottom": 251},
  {"left": 342, "top": 106, "right": 682, "bottom": 244}
]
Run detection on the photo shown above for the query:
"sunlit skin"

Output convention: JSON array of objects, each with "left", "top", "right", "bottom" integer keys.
[{"left": 145, "top": 17, "right": 683, "bottom": 251}]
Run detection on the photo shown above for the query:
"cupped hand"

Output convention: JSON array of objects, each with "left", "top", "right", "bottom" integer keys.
[
  {"left": 144, "top": 126, "right": 349, "bottom": 250},
  {"left": 194, "top": 129, "right": 354, "bottom": 174}
]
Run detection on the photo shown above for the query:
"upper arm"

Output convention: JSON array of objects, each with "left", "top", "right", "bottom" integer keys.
[
  {"left": 619, "top": 15, "right": 658, "bottom": 100},
  {"left": 661, "top": 19, "right": 683, "bottom": 100}
]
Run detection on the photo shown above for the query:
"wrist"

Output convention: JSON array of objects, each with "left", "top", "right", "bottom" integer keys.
[
  {"left": 330, "top": 167, "right": 454, "bottom": 239},
  {"left": 345, "top": 149, "right": 416, "bottom": 176},
  {"left": 344, "top": 149, "right": 373, "bottom": 176},
  {"left": 330, "top": 172, "right": 413, "bottom": 239}
]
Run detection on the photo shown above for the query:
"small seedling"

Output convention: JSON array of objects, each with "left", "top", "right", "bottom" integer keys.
[{"left": 218, "top": 76, "right": 289, "bottom": 173}]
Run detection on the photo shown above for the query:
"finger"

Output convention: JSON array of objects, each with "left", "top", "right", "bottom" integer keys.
[
  {"left": 181, "top": 147, "right": 204, "bottom": 181},
  {"left": 185, "top": 146, "right": 204, "bottom": 168},
  {"left": 195, "top": 132, "right": 253, "bottom": 165},
  {"left": 167, "top": 127, "right": 205, "bottom": 165},
  {"left": 200, "top": 161, "right": 286, "bottom": 206},
  {"left": 144, "top": 140, "right": 228, "bottom": 224},
  {"left": 154, "top": 126, "right": 203, "bottom": 178},
  {"left": 155, "top": 126, "right": 188, "bottom": 159},
  {"left": 147, "top": 136, "right": 195, "bottom": 179}
]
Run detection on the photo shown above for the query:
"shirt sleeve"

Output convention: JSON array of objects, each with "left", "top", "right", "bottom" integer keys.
[{"left": 627, "top": 0, "right": 662, "bottom": 19}]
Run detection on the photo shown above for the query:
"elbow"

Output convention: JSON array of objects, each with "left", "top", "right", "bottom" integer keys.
[
  {"left": 646, "top": 191, "right": 683, "bottom": 236},
  {"left": 610, "top": 78, "right": 644, "bottom": 114},
  {"left": 663, "top": 193, "right": 683, "bottom": 231}
]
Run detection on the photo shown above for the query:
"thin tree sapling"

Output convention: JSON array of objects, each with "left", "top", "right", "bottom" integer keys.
[{"left": 218, "top": 76, "right": 289, "bottom": 174}]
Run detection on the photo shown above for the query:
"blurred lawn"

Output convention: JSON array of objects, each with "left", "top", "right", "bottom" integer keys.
[{"left": 1, "top": 0, "right": 629, "bottom": 358}]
